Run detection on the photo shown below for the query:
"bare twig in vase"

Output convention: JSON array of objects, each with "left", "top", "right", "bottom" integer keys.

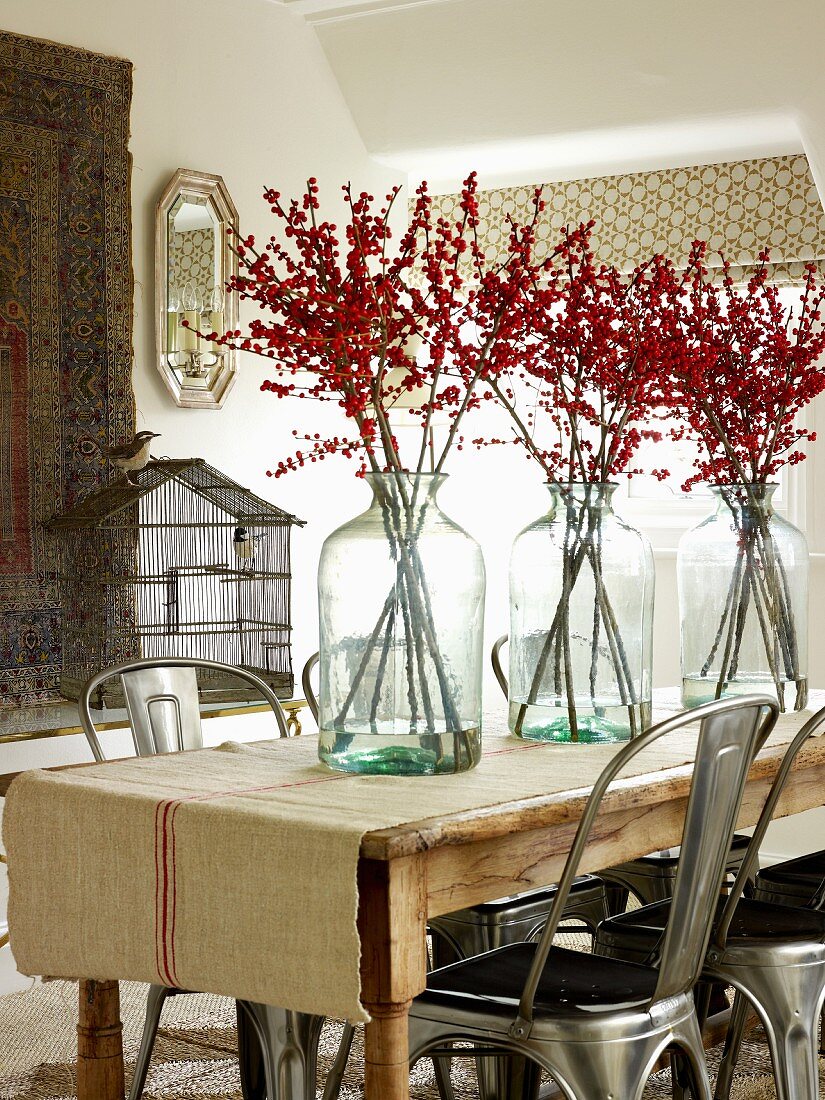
[{"left": 492, "top": 228, "right": 664, "bottom": 740}]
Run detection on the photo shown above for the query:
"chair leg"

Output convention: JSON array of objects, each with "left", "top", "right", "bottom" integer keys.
[
  {"left": 714, "top": 990, "right": 750, "bottom": 1100},
  {"left": 530, "top": 1029, "right": 669, "bottom": 1100},
  {"left": 673, "top": 1013, "right": 714, "bottom": 1100},
  {"left": 670, "top": 1049, "right": 695, "bottom": 1100},
  {"left": 238, "top": 1001, "right": 323, "bottom": 1100},
  {"left": 476, "top": 1052, "right": 541, "bottom": 1100},
  {"left": 719, "top": 966, "right": 824, "bottom": 1100},
  {"left": 756, "top": 987, "right": 821, "bottom": 1100},
  {"left": 237, "top": 1002, "right": 277, "bottom": 1100},
  {"left": 560, "top": 896, "right": 609, "bottom": 938},
  {"left": 603, "top": 881, "right": 631, "bottom": 916},
  {"left": 127, "top": 984, "right": 170, "bottom": 1100},
  {"left": 694, "top": 981, "right": 712, "bottom": 1026},
  {"left": 762, "top": 1010, "right": 820, "bottom": 1100},
  {"left": 237, "top": 1001, "right": 267, "bottom": 1100},
  {"left": 321, "top": 1021, "right": 356, "bottom": 1100},
  {"left": 431, "top": 1046, "right": 457, "bottom": 1100}
]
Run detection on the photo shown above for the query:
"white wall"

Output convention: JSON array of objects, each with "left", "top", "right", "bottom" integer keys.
[{"left": 0, "top": 0, "right": 402, "bottom": 760}]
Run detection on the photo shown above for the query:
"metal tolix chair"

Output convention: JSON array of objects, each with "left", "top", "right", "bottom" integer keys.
[
  {"left": 78, "top": 657, "right": 327, "bottom": 1100},
  {"left": 595, "top": 703, "right": 825, "bottom": 1100},
  {"left": 302, "top": 650, "right": 609, "bottom": 1100},
  {"left": 493, "top": 633, "right": 756, "bottom": 920},
  {"left": 407, "top": 694, "right": 778, "bottom": 1100}
]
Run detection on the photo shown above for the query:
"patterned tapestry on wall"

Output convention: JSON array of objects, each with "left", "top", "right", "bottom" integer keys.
[
  {"left": 426, "top": 155, "right": 825, "bottom": 285},
  {"left": 0, "top": 30, "right": 135, "bottom": 706}
]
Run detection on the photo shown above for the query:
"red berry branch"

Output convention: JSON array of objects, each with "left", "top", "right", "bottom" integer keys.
[
  {"left": 198, "top": 171, "right": 825, "bottom": 726},
  {"left": 211, "top": 174, "right": 549, "bottom": 481},
  {"left": 660, "top": 244, "right": 825, "bottom": 489},
  {"left": 486, "top": 223, "right": 673, "bottom": 485}
]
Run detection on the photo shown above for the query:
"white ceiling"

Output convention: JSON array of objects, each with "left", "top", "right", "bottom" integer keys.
[{"left": 285, "top": 0, "right": 825, "bottom": 195}]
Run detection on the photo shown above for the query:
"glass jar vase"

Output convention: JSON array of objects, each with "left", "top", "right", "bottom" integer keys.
[
  {"left": 678, "top": 484, "right": 808, "bottom": 712},
  {"left": 317, "top": 472, "right": 485, "bottom": 775},
  {"left": 509, "top": 482, "right": 654, "bottom": 743}
]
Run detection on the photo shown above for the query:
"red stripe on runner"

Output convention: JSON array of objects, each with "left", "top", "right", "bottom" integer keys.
[
  {"left": 169, "top": 798, "right": 185, "bottom": 988},
  {"left": 160, "top": 799, "right": 179, "bottom": 987},
  {"left": 153, "top": 800, "right": 163, "bottom": 983}
]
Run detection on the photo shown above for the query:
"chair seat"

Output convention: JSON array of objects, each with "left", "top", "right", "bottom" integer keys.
[
  {"left": 419, "top": 941, "right": 659, "bottom": 1018},
  {"left": 757, "top": 850, "right": 825, "bottom": 892},
  {"left": 597, "top": 897, "right": 825, "bottom": 965}
]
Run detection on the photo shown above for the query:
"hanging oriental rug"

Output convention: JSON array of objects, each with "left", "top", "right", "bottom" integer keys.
[{"left": 0, "top": 30, "right": 134, "bottom": 705}]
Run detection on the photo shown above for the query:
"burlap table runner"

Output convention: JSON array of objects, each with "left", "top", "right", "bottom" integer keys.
[{"left": 4, "top": 696, "right": 822, "bottom": 1022}]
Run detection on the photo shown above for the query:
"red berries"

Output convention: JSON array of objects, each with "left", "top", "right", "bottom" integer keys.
[
  {"left": 218, "top": 177, "right": 825, "bottom": 492},
  {"left": 663, "top": 243, "right": 825, "bottom": 488}
]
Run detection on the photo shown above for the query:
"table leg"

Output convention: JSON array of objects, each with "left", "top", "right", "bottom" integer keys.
[
  {"left": 358, "top": 854, "right": 428, "bottom": 1100},
  {"left": 363, "top": 1002, "right": 413, "bottom": 1099},
  {"left": 77, "top": 979, "right": 124, "bottom": 1100}
]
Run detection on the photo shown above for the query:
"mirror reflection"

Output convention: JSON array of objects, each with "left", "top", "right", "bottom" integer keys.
[{"left": 166, "top": 195, "right": 225, "bottom": 388}]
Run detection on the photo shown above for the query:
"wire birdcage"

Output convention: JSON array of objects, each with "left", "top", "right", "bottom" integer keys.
[{"left": 49, "top": 459, "right": 305, "bottom": 706}]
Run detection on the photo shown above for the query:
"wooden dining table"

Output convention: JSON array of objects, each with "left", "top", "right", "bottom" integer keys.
[{"left": 55, "top": 702, "right": 825, "bottom": 1100}]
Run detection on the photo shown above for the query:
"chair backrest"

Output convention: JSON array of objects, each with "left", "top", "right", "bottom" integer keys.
[
  {"left": 714, "top": 702, "right": 825, "bottom": 945},
  {"left": 79, "top": 657, "right": 290, "bottom": 762},
  {"left": 302, "top": 652, "right": 319, "bottom": 723},
  {"left": 491, "top": 634, "right": 508, "bottom": 698},
  {"left": 511, "top": 694, "right": 778, "bottom": 1037}
]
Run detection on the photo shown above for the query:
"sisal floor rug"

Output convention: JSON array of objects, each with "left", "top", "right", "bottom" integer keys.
[{"left": 0, "top": 977, "right": 820, "bottom": 1100}]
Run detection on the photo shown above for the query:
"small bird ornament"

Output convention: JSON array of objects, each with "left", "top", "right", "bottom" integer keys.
[
  {"left": 233, "top": 526, "right": 264, "bottom": 571},
  {"left": 101, "top": 431, "right": 160, "bottom": 484}
]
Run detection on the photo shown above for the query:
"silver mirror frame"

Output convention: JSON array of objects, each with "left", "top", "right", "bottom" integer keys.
[{"left": 155, "top": 169, "right": 239, "bottom": 409}]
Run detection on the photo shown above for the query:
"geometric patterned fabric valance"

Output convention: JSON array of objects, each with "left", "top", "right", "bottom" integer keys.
[{"left": 425, "top": 154, "right": 825, "bottom": 285}]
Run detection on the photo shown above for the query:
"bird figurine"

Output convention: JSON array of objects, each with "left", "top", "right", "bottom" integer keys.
[
  {"left": 233, "top": 526, "right": 265, "bottom": 571},
  {"left": 101, "top": 431, "right": 160, "bottom": 484}
]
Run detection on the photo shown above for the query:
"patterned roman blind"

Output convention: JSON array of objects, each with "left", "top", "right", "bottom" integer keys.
[{"left": 426, "top": 154, "right": 825, "bottom": 284}]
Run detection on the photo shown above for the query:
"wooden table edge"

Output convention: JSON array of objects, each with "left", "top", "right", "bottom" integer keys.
[{"left": 359, "top": 734, "right": 825, "bottom": 859}]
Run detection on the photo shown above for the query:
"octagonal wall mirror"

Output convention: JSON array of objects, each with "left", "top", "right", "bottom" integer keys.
[{"left": 156, "top": 169, "right": 239, "bottom": 409}]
